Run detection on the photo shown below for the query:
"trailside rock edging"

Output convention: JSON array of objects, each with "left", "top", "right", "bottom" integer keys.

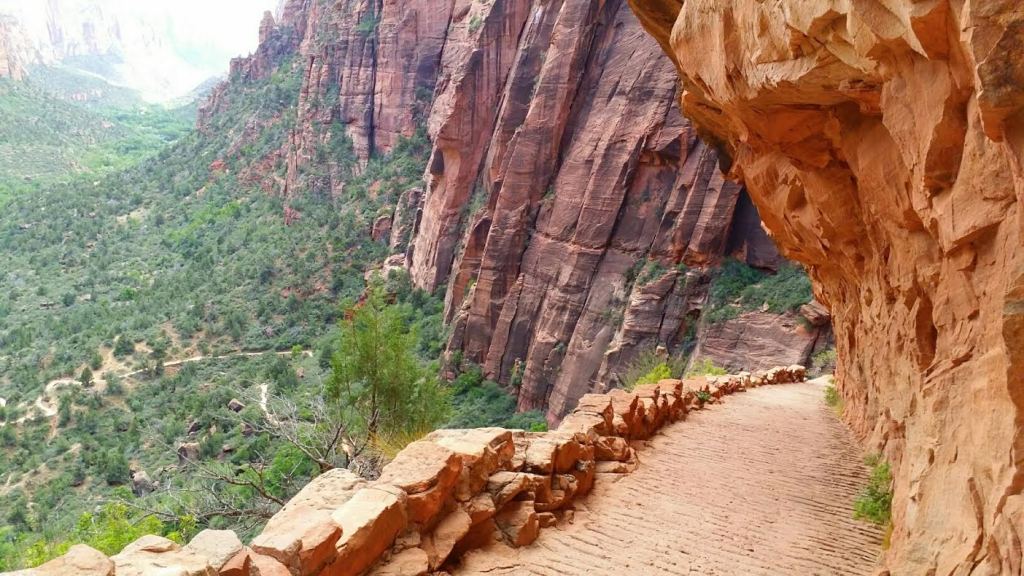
[{"left": 8, "top": 365, "right": 806, "bottom": 576}]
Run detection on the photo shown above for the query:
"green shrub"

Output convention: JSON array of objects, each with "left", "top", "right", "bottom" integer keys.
[
  {"left": 813, "top": 347, "right": 837, "bottom": 370},
  {"left": 445, "top": 365, "right": 546, "bottom": 430},
  {"left": 686, "top": 358, "right": 727, "bottom": 377},
  {"left": 706, "top": 260, "right": 813, "bottom": 323},
  {"left": 825, "top": 381, "right": 840, "bottom": 405},
  {"left": 854, "top": 455, "right": 893, "bottom": 526},
  {"left": 619, "top": 349, "right": 687, "bottom": 390},
  {"left": 628, "top": 363, "right": 671, "bottom": 390},
  {"left": 113, "top": 336, "right": 134, "bottom": 358},
  {"left": 355, "top": 15, "right": 379, "bottom": 35}
]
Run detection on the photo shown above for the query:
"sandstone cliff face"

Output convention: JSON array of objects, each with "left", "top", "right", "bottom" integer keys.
[
  {"left": 0, "top": 15, "right": 34, "bottom": 80},
  {"left": 406, "top": 0, "right": 820, "bottom": 422},
  {"left": 627, "top": 1, "right": 1024, "bottom": 573},
  {"left": 198, "top": 0, "right": 827, "bottom": 424}
]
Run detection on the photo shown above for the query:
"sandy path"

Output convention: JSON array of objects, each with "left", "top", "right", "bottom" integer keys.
[{"left": 456, "top": 379, "right": 884, "bottom": 576}]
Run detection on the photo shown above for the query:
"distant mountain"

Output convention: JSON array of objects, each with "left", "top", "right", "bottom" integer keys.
[{"left": 0, "top": 0, "right": 274, "bottom": 102}]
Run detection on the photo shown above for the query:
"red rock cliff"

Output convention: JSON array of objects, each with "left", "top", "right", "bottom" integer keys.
[
  {"left": 406, "top": 0, "right": 825, "bottom": 422},
  {"left": 198, "top": 0, "right": 829, "bottom": 424},
  {"left": 627, "top": 1, "right": 1024, "bottom": 573}
]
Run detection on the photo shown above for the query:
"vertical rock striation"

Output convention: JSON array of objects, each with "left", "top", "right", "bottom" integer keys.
[
  {"left": 627, "top": 1, "right": 1024, "bottom": 573},
  {"left": 197, "top": 0, "right": 826, "bottom": 425},
  {"left": 409, "top": 0, "right": 798, "bottom": 422}
]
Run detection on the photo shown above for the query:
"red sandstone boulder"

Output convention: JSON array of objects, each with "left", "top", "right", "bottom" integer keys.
[
  {"left": 593, "top": 435, "right": 631, "bottom": 462},
  {"left": 463, "top": 493, "right": 497, "bottom": 525},
  {"left": 494, "top": 501, "right": 540, "bottom": 548},
  {"left": 420, "top": 506, "right": 472, "bottom": 569},
  {"left": 326, "top": 486, "right": 407, "bottom": 576},
  {"left": 377, "top": 440, "right": 462, "bottom": 526},
  {"left": 184, "top": 530, "right": 244, "bottom": 572},
  {"left": 249, "top": 552, "right": 290, "bottom": 576},
  {"left": 15, "top": 545, "right": 113, "bottom": 576},
  {"left": 569, "top": 394, "right": 615, "bottom": 435},
  {"left": 219, "top": 548, "right": 252, "bottom": 576},
  {"left": 607, "top": 389, "right": 642, "bottom": 437},
  {"left": 367, "top": 547, "right": 429, "bottom": 576},
  {"left": 251, "top": 469, "right": 365, "bottom": 575},
  {"left": 111, "top": 535, "right": 215, "bottom": 576},
  {"left": 424, "top": 428, "right": 515, "bottom": 501}
]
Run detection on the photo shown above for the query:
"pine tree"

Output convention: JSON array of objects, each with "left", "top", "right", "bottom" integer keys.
[
  {"left": 326, "top": 284, "right": 449, "bottom": 440},
  {"left": 79, "top": 366, "right": 94, "bottom": 387}
]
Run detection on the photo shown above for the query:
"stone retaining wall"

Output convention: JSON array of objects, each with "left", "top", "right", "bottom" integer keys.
[{"left": 8, "top": 365, "right": 807, "bottom": 576}]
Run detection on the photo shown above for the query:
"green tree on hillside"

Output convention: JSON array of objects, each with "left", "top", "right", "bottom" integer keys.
[
  {"left": 79, "top": 366, "right": 94, "bottom": 387},
  {"left": 326, "top": 285, "right": 450, "bottom": 441},
  {"left": 113, "top": 336, "right": 134, "bottom": 358}
]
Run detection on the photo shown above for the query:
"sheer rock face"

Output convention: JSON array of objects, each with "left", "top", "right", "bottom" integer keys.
[
  {"left": 409, "top": 0, "right": 799, "bottom": 422},
  {"left": 693, "top": 311, "right": 822, "bottom": 374},
  {"left": 627, "top": 1, "right": 1024, "bottom": 573},
  {"left": 196, "top": 0, "right": 824, "bottom": 424}
]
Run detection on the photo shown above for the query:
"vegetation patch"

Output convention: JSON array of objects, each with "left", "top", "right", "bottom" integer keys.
[
  {"left": 445, "top": 365, "right": 547, "bottom": 431},
  {"left": 620, "top": 349, "right": 687, "bottom": 391},
  {"left": 854, "top": 454, "right": 893, "bottom": 526},
  {"left": 686, "top": 358, "right": 728, "bottom": 377},
  {"left": 824, "top": 377, "right": 843, "bottom": 415},
  {"left": 706, "top": 259, "right": 813, "bottom": 323}
]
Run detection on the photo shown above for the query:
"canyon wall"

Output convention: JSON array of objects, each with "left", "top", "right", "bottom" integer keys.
[
  {"left": 627, "top": 1, "right": 1024, "bottom": 574},
  {"left": 196, "top": 0, "right": 828, "bottom": 424}
]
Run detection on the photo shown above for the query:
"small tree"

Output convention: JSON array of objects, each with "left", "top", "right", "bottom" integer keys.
[
  {"left": 79, "top": 366, "right": 94, "bottom": 388},
  {"left": 113, "top": 336, "right": 134, "bottom": 358},
  {"left": 103, "top": 450, "right": 131, "bottom": 486},
  {"left": 326, "top": 285, "right": 449, "bottom": 441},
  {"left": 174, "top": 286, "right": 450, "bottom": 528}
]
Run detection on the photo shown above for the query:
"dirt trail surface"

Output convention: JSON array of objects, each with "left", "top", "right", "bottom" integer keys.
[{"left": 456, "top": 379, "right": 883, "bottom": 575}]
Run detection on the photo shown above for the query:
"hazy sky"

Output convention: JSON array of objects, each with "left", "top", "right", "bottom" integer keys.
[
  {"left": 146, "top": 0, "right": 281, "bottom": 75},
  {"left": 0, "top": 0, "right": 280, "bottom": 98}
]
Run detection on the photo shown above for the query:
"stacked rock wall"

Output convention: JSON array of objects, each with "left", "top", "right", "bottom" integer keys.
[{"left": 8, "top": 366, "right": 807, "bottom": 576}]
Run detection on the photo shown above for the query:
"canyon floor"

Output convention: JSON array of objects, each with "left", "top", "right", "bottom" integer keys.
[{"left": 455, "top": 378, "right": 883, "bottom": 575}]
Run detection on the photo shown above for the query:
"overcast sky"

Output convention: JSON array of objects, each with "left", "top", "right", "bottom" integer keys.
[
  {"left": 148, "top": 0, "right": 281, "bottom": 75},
  {"left": 0, "top": 0, "right": 280, "bottom": 98},
  {"left": 0, "top": 0, "right": 279, "bottom": 76}
]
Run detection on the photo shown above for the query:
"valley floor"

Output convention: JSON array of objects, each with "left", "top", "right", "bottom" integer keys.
[{"left": 455, "top": 378, "right": 883, "bottom": 575}]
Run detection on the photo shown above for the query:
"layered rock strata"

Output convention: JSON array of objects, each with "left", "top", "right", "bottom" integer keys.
[
  {"left": 627, "top": 1, "right": 1024, "bottom": 573},
  {"left": 10, "top": 366, "right": 807, "bottom": 576}
]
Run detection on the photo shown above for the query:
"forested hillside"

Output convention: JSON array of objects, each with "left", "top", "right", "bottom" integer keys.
[{"left": 0, "top": 55, "right": 541, "bottom": 570}]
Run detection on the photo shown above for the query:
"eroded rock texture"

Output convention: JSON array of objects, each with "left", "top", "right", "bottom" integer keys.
[{"left": 628, "top": 1, "right": 1024, "bottom": 573}]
